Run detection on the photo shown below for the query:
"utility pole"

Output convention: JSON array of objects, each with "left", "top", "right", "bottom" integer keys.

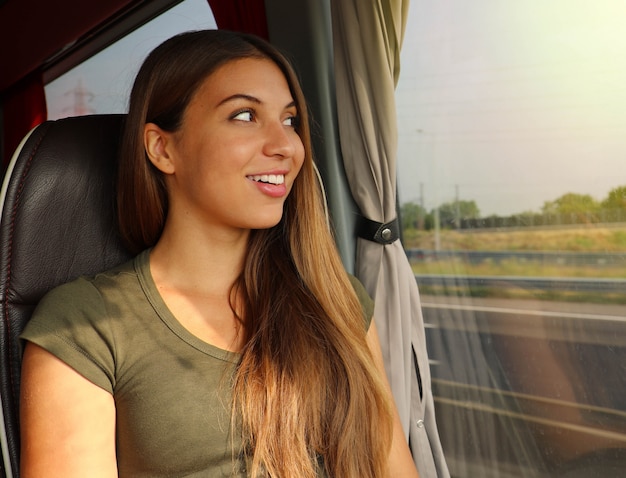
[
  {"left": 416, "top": 128, "right": 440, "bottom": 250},
  {"left": 419, "top": 182, "right": 425, "bottom": 230},
  {"left": 455, "top": 184, "right": 460, "bottom": 230},
  {"left": 63, "top": 79, "right": 95, "bottom": 116},
  {"left": 434, "top": 206, "right": 440, "bottom": 251}
]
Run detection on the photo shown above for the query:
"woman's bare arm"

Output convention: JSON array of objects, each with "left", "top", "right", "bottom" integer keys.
[
  {"left": 20, "top": 343, "right": 117, "bottom": 477},
  {"left": 366, "top": 322, "right": 420, "bottom": 478}
]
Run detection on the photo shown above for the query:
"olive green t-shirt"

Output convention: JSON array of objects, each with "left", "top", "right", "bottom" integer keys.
[{"left": 21, "top": 249, "right": 374, "bottom": 477}]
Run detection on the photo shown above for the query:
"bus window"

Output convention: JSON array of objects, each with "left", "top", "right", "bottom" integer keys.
[
  {"left": 397, "top": 1, "right": 626, "bottom": 476},
  {"left": 45, "top": 0, "right": 216, "bottom": 120}
]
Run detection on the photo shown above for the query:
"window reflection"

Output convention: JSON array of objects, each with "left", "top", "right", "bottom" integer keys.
[{"left": 397, "top": 1, "right": 626, "bottom": 476}]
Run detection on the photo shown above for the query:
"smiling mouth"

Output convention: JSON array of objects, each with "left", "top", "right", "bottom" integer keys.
[{"left": 247, "top": 174, "right": 285, "bottom": 185}]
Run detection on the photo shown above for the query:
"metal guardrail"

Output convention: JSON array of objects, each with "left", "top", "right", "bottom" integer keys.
[
  {"left": 406, "top": 249, "right": 626, "bottom": 267},
  {"left": 414, "top": 274, "right": 626, "bottom": 294}
]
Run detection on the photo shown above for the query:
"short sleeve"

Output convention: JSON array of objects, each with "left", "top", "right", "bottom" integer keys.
[
  {"left": 347, "top": 274, "right": 375, "bottom": 330},
  {"left": 20, "top": 278, "right": 116, "bottom": 393}
]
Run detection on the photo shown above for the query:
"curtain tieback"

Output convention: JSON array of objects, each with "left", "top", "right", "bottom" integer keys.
[{"left": 357, "top": 216, "right": 400, "bottom": 245}]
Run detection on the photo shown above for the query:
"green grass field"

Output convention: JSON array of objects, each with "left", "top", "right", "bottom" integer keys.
[
  {"left": 402, "top": 225, "right": 626, "bottom": 252},
  {"left": 404, "top": 226, "right": 626, "bottom": 303},
  {"left": 411, "top": 257, "right": 626, "bottom": 279}
]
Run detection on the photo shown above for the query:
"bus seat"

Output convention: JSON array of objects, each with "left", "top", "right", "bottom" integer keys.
[{"left": 0, "top": 114, "right": 133, "bottom": 478}]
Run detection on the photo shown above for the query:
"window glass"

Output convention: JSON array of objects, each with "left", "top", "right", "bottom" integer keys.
[
  {"left": 396, "top": 1, "right": 626, "bottom": 476},
  {"left": 45, "top": 0, "right": 216, "bottom": 119}
]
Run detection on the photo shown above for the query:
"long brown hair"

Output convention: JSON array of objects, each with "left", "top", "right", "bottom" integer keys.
[{"left": 118, "top": 30, "right": 393, "bottom": 477}]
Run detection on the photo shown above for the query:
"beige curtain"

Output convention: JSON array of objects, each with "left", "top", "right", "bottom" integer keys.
[{"left": 330, "top": 1, "right": 449, "bottom": 476}]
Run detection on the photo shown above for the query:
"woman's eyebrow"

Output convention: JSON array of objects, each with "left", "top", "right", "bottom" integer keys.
[
  {"left": 218, "top": 93, "right": 261, "bottom": 106},
  {"left": 218, "top": 94, "right": 297, "bottom": 111}
]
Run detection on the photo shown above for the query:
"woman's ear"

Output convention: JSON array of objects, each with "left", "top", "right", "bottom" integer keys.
[{"left": 144, "top": 123, "right": 176, "bottom": 174}]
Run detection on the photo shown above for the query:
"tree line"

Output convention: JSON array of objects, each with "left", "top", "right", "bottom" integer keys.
[{"left": 400, "top": 185, "right": 626, "bottom": 231}]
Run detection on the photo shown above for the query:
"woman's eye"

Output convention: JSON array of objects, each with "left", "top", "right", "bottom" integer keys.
[
  {"left": 283, "top": 115, "right": 300, "bottom": 128},
  {"left": 232, "top": 110, "right": 254, "bottom": 122}
]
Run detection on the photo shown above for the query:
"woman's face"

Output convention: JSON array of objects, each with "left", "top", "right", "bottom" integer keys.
[{"left": 149, "top": 57, "right": 305, "bottom": 234}]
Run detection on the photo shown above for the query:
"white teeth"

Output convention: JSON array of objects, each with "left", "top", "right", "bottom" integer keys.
[{"left": 249, "top": 174, "right": 285, "bottom": 185}]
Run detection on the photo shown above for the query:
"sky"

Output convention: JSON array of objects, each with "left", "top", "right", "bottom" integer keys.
[
  {"left": 396, "top": 0, "right": 626, "bottom": 215},
  {"left": 46, "top": 0, "right": 626, "bottom": 217}
]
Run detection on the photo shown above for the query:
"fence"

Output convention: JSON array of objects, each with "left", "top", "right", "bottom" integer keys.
[
  {"left": 405, "top": 250, "right": 626, "bottom": 267},
  {"left": 414, "top": 208, "right": 626, "bottom": 230}
]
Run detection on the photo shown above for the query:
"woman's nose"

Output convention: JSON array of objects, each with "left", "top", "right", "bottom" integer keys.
[{"left": 263, "top": 121, "right": 297, "bottom": 158}]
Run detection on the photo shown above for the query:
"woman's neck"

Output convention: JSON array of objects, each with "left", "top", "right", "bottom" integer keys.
[
  {"left": 149, "top": 219, "right": 249, "bottom": 297},
  {"left": 147, "top": 220, "right": 250, "bottom": 352}
]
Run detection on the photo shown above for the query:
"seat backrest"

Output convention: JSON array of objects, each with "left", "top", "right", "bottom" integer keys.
[{"left": 0, "top": 114, "right": 133, "bottom": 478}]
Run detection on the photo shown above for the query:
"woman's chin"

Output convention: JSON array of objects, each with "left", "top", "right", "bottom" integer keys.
[{"left": 245, "top": 212, "right": 284, "bottom": 231}]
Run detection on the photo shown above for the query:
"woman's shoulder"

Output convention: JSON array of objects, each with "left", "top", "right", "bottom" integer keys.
[
  {"left": 21, "top": 254, "right": 148, "bottom": 393},
  {"left": 35, "top": 255, "right": 139, "bottom": 311},
  {"left": 26, "top": 252, "right": 148, "bottom": 339}
]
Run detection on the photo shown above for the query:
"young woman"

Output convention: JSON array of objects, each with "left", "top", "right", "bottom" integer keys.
[{"left": 20, "top": 30, "right": 419, "bottom": 478}]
